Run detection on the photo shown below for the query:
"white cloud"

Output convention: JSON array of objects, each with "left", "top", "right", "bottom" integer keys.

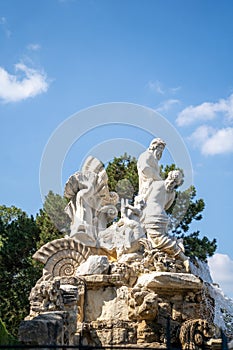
[
  {"left": 189, "top": 125, "right": 233, "bottom": 155},
  {"left": 156, "top": 99, "right": 181, "bottom": 112},
  {"left": 0, "top": 16, "right": 11, "bottom": 37},
  {"left": 169, "top": 86, "right": 181, "bottom": 94},
  {"left": 203, "top": 127, "right": 233, "bottom": 155},
  {"left": 27, "top": 43, "right": 41, "bottom": 51},
  {"left": 176, "top": 94, "right": 233, "bottom": 126},
  {"left": 189, "top": 125, "right": 214, "bottom": 144},
  {"left": 0, "top": 62, "right": 49, "bottom": 103},
  {"left": 147, "top": 80, "right": 182, "bottom": 97},
  {"left": 208, "top": 253, "right": 233, "bottom": 299},
  {"left": 0, "top": 16, "right": 6, "bottom": 24},
  {"left": 147, "top": 80, "right": 165, "bottom": 94}
]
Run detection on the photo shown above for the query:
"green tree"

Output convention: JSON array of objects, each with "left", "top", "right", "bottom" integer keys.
[
  {"left": 36, "top": 191, "right": 70, "bottom": 248},
  {"left": 106, "top": 153, "right": 138, "bottom": 201},
  {"left": 43, "top": 191, "right": 70, "bottom": 234},
  {"left": 106, "top": 154, "right": 217, "bottom": 261},
  {"left": 0, "top": 206, "right": 41, "bottom": 336},
  {"left": 0, "top": 318, "right": 17, "bottom": 345},
  {"left": 0, "top": 196, "right": 69, "bottom": 337},
  {"left": 36, "top": 209, "right": 64, "bottom": 249}
]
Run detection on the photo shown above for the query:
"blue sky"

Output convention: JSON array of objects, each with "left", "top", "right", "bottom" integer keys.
[{"left": 0, "top": 0, "right": 233, "bottom": 298}]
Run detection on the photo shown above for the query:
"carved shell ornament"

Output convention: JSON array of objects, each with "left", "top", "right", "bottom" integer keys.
[{"left": 33, "top": 238, "right": 108, "bottom": 278}]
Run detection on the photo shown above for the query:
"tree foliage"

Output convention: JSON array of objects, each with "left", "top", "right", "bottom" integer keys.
[
  {"left": 35, "top": 191, "right": 70, "bottom": 249},
  {"left": 167, "top": 186, "right": 205, "bottom": 234},
  {"left": 106, "top": 153, "right": 138, "bottom": 201},
  {"left": 36, "top": 209, "right": 64, "bottom": 249},
  {"left": 43, "top": 191, "right": 70, "bottom": 234},
  {"left": 0, "top": 206, "right": 41, "bottom": 336},
  {"left": 0, "top": 196, "right": 68, "bottom": 336},
  {"left": 0, "top": 318, "right": 17, "bottom": 345},
  {"left": 182, "top": 231, "right": 217, "bottom": 261}
]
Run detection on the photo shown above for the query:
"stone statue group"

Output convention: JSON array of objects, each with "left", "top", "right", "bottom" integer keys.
[
  {"left": 19, "top": 137, "right": 225, "bottom": 348},
  {"left": 64, "top": 138, "right": 189, "bottom": 271}
]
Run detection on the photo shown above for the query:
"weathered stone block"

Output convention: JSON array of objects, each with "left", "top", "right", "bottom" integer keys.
[
  {"left": 18, "top": 312, "right": 65, "bottom": 346},
  {"left": 76, "top": 255, "right": 109, "bottom": 276}
]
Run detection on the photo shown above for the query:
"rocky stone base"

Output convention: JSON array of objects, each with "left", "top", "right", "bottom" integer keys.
[
  {"left": 19, "top": 312, "right": 69, "bottom": 346},
  {"left": 18, "top": 240, "right": 223, "bottom": 349}
]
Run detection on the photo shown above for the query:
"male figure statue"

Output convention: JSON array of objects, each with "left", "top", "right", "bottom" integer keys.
[
  {"left": 137, "top": 139, "right": 189, "bottom": 271},
  {"left": 137, "top": 138, "right": 166, "bottom": 198}
]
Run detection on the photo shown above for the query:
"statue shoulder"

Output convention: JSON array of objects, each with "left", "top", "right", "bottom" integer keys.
[{"left": 138, "top": 150, "right": 154, "bottom": 167}]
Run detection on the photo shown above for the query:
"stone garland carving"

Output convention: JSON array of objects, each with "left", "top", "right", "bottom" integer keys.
[{"left": 179, "top": 319, "right": 218, "bottom": 350}]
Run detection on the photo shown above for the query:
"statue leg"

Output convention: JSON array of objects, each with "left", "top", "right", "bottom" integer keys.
[{"left": 146, "top": 227, "right": 190, "bottom": 273}]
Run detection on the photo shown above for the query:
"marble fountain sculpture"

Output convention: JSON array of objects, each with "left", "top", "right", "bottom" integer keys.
[{"left": 19, "top": 138, "right": 226, "bottom": 348}]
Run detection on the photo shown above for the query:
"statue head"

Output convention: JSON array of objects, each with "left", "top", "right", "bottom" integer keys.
[
  {"left": 165, "top": 170, "right": 184, "bottom": 192},
  {"left": 149, "top": 138, "right": 166, "bottom": 160}
]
